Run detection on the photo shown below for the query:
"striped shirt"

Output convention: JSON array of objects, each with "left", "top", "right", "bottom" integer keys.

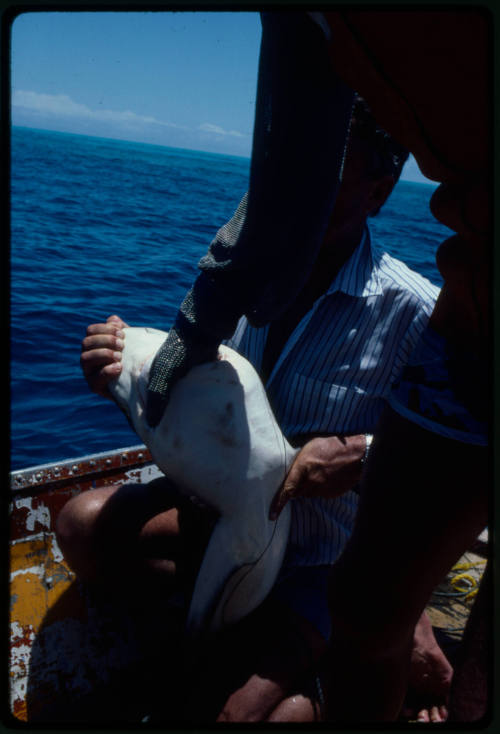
[{"left": 225, "top": 227, "right": 440, "bottom": 568}]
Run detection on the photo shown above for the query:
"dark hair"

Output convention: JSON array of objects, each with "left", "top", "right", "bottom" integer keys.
[{"left": 349, "top": 94, "right": 409, "bottom": 185}]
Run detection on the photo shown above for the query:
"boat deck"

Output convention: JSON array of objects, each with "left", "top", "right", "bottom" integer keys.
[{"left": 9, "top": 447, "right": 488, "bottom": 724}]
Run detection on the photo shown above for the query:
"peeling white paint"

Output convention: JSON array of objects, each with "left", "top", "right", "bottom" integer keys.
[
  {"left": 10, "top": 642, "right": 32, "bottom": 673},
  {"left": 10, "top": 624, "right": 34, "bottom": 713},
  {"left": 10, "top": 673, "right": 28, "bottom": 712},
  {"left": 10, "top": 565, "right": 46, "bottom": 582},
  {"left": 125, "top": 463, "right": 164, "bottom": 484},
  {"left": 11, "top": 621, "right": 35, "bottom": 643},
  {"left": 10, "top": 533, "right": 47, "bottom": 546},
  {"left": 14, "top": 498, "right": 51, "bottom": 531},
  {"left": 50, "top": 534, "right": 64, "bottom": 563},
  {"left": 9, "top": 579, "right": 156, "bottom": 719}
]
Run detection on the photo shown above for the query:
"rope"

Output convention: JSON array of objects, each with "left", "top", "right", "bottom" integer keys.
[{"left": 432, "top": 559, "right": 487, "bottom": 603}]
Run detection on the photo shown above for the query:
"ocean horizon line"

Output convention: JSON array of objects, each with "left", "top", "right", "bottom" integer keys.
[
  {"left": 12, "top": 124, "right": 437, "bottom": 186},
  {"left": 12, "top": 124, "right": 253, "bottom": 164},
  {"left": 11, "top": 125, "right": 445, "bottom": 469}
]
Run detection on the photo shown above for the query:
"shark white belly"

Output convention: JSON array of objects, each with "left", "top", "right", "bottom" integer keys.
[{"left": 108, "top": 327, "right": 297, "bottom": 636}]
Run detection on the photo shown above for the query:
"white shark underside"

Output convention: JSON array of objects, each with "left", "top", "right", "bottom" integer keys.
[{"left": 109, "top": 327, "right": 297, "bottom": 636}]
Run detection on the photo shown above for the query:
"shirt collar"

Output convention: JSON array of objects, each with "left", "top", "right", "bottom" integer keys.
[{"left": 326, "top": 226, "right": 383, "bottom": 298}]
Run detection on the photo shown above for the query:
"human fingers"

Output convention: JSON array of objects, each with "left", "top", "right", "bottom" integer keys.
[
  {"left": 80, "top": 347, "right": 122, "bottom": 396},
  {"left": 80, "top": 346, "right": 122, "bottom": 372},
  {"left": 269, "top": 458, "right": 305, "bottom": 521},
  {"left": 106, "top": 314, "right": 130, "bottom": 328},
  {"left": 80, "top": 333, "right": 124, "bottom": 386},
  {"left": 85, "top": 322, "right": 125, "bottom": 339},
  {"left": 86, "top": 361, "right": 122, "bottom": 397},
  {"left": 81, "top": 331, "right": 125, "bottom": 353},
  {"left": 80, "top": 321, "right": 127, "bottom": 398}
]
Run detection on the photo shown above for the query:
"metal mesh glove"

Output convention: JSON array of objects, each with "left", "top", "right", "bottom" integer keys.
[
  {"left": 146, "top": 269, "right": 250, "bottom": 426},
  {"left": 146, "top": 12, "right": 354, "bottom": 427}
]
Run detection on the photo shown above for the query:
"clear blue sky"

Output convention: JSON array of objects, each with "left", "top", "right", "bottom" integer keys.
[{"left": 11, "top": 11, "right": 430, "bottom": 183}]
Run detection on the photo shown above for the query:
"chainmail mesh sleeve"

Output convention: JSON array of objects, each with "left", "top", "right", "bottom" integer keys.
[{"left": 146, "top": 12, "right": 354, "bottom": 426}]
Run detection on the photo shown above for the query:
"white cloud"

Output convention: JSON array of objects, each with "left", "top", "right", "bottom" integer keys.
[
  {"left": 199, "top": 122, "right": 245, "bottom": 138},
  {"left": 12, "top": 90, "right": 184, "bottom": 129},
  {"left": 11, "top": 90, "right": 252, "bottom": 157}
]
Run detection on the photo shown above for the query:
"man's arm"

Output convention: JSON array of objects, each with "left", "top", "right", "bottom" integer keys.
[
  {"left": 270, "top": 433, "right": 368, "bottom": 520},
  {"left": 145, "top": 12, "right": 354, "bottom": 428}
]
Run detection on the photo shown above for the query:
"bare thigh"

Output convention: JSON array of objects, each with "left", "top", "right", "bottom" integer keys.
[{"left": 56, "top": 475, "right": 217, "bottom": 599}]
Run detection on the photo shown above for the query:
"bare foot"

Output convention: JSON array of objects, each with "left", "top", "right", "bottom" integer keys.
[
  {"left": 80, "top": 314, "right": 129, "bottom": 398},
  {"left": 401, "top": 611, "right": 453, "bottom": 722},
  {"left": 320, "top": 612, "right": 451, "bottom": 723}
]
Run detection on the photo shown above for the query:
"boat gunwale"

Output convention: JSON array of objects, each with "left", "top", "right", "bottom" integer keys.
[{"left": 10, "top": 444, "right": 153, "bottom": 495}]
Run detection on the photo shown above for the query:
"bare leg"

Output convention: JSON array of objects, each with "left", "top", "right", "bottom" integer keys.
[
  {"left": 55, "top": 476, "right": 216, "bottom": 605},
  {"left": 58, "top": 480, "right": 328, "bottom": 726},
  {"left": 322, "top": 406, "right": 488, "bottom": 721},
  {"left": 184, "top": 599, "right": 326, "bottom": 723},
  {"left": 269, "top": 608, "right": 453, "bottom": 724}
]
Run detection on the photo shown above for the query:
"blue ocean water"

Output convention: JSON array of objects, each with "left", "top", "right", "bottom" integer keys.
[{"left": 10, "top": 126, "right": 452, "bottom": 471}]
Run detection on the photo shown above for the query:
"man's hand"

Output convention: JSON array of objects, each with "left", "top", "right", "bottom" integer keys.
[
  {"left": 270, "top": 435, "right": 366, "bottom": 520},
  {"left": 80, "top": 314, "right": 129, "bottom": 398}
]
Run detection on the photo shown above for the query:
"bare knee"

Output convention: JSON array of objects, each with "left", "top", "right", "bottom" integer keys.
[{"left": 55, "top": 486, "right": 118, "bottom": 582}]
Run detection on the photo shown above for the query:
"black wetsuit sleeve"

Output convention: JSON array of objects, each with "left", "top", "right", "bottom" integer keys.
[{"left": 146, "top": 12, "right": 354, "bottom": 427}]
